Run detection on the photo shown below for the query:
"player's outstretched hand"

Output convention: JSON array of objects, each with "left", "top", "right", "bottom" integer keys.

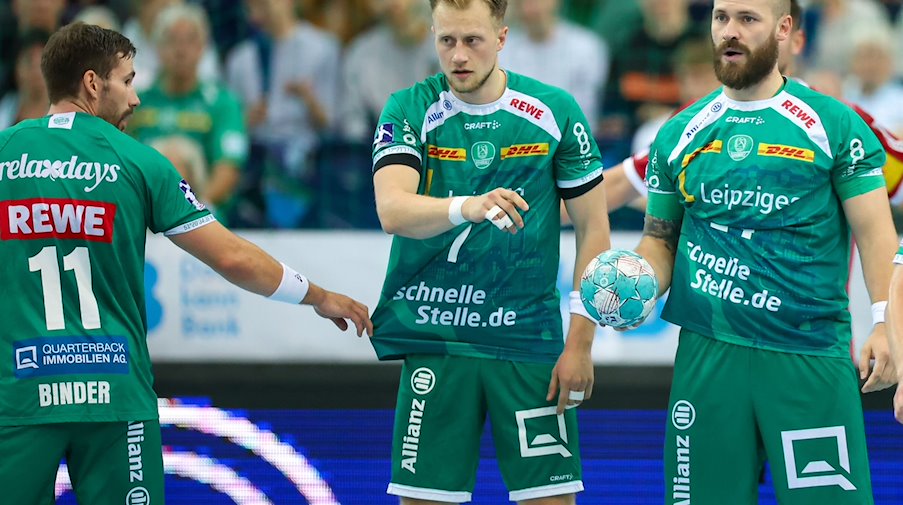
[
  {"left": 860, "top": 326, "right": 897, "bottom": 393},
  {"left": 306, "top": 284, "right": 373, "bottom": 337},
  {"left": 463, "top": 187, "right": 530, "bottom": 234},
  {"left": 546, "top": 346, "right": 594, "bottom": 415},
  {"left": 895, "top": 383, "right": 903, "bottom": 424}
]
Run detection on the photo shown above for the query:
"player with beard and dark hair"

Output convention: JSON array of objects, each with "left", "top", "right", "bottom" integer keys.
[
  {"left": 629, "top": 0, "right": 896, "bottom": 503},
  {"left": 601, "top": 0, "right": 903, "bottom": 214}
]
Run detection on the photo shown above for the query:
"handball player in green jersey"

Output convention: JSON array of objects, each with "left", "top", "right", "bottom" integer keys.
[
  {"left": 633, "top": 0, "right": 899, "bottom": 503},
  {"left": 0, "top": 22, "right": 372, "bottom": 505},
  {"left": 370, "top": 0, "right": 612, "bottom": 503}
]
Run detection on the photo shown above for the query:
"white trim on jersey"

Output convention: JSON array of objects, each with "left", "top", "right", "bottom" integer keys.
[
  {"left": 422, "top": 87, "right": 563, "bottom": 142},
  {"left": 504, "top": 89, "right": 561, "bottom": 141},
  {"left": 421, "top": 90, "right": 464, "bottom": 142},
  {"left": 373, "top": 144, "right": 422, "bottom": 166},
  {"left": 668, "top": 94, "right": 729, "bottom": 165},
  {"left": 622, "top": 153, "right": 648, "bottom": 197},
  {"left": 387, "top": 483, "right": 472, "bottom": 503},
  {"left": 557, "top": 165, "right": 604, "bottom": 189},
  {"left": 770, "top": 90, "right": 832, "bottom": 158},
  {"left": 163, "top": 214, "right": 216, "bottom": 236},
  {"left": 508, "top": 481, "right": 584, "bottom": 502}
]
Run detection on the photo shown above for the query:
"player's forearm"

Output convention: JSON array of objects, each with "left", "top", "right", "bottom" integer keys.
[
  {"left": 572, "top": 220, "right": 612, "bottom": 288},
  {"left": 635, "top": 236, "right": 676, "bottom": 296},
  {"left": 205, "top": 162, "right": 240, "bottom": 206},
  {"left": 376, "top": 189, "right": 462, "bottom": 239}
]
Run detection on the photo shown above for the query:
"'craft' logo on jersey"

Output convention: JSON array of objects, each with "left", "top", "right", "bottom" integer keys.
[
  {"left": 427, "top": 145, "right": 467, "bottom": 162},
  {"left": 726, "top": 116, "right": 765, "bottom": 125},
  {"left": 757, "top": 143, "right": 815, "bottom": 162},
  {"left": 501, "top": 143, "right": 550, "bottom": 160},
  {"left": 471, "top": 141, "right": 496, "bottom": 169},
  {"left": 464, "top": 120, "right": 501, "bottom": 131},
  {"left": 671, "top": 400, "right": 696, "bottom": 430},
  {"left": 410, "top": 367, "right": 436, "bottom": 395},
  {"left": 727, "top": 135, "right": 754, "bottom": 161}
]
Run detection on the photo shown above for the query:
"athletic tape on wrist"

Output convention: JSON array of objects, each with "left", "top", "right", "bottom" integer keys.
[
  {"left": 448, "top": 196, "right": 469, "bottom": 226},
  {"left": 269, "top": 262, "right": 310, "bottom": 304},
  {"left": 569, "top": 290, "right": 596, "bottom": 323},
  {"left": 872, "top": 301, "right": 888, "bottom": 325}
]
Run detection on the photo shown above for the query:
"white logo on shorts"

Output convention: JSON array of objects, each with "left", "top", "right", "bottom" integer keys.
[
  {"left": 410, "top": 367, "right": 436, "bottom": 395},
  {"left": 126, "top": 486, "right": 150, "bottom": 504},
  {"left": 515, "top": 406, "right": 572, "bottom": 458},
  {"left": 781, "top": 426, "right": 856, "bottom": 491},
  {"left": 671, "top": 400, "right": 696, "bottom": 430}
]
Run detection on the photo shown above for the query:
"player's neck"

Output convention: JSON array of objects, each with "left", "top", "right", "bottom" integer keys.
[
  {"left": 452, "top": 68, "right": 507, "bottom": 105},
  {"left": 48, "top": 99, "right": 92, "bottom": 117},
  {"left": 723, "top": 70, "right": 785, "bottom": 102}
]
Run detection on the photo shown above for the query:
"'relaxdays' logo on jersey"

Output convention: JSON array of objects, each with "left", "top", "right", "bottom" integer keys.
[
  {"left": 427, "top": 145, "right": 466, "bottom": 162},
  {"left": 757, "top": 143, "right": 815, "bottom": 162},
  {"left": 0, "top": 154, "right": 120, "bottom": 192},
  {"left": 501, "top": 143, "right": 550, "bottom": 160}
]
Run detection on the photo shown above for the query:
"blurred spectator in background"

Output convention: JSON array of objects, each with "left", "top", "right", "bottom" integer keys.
[
  {"left": 123, "top": 0, "right": 221, "bottom": 91},
  {"left": 226, "top": 0, "right": 341, "bottom": 228},
  {"left": 300, "top": 0, "right": 376, "bottom": 43},
  {"left": 843, "top": 27, "right": 903, "bottom": 136},
  {"left": 340, "top": 0, "right": 436, "bottom": 142},
  {"left": 0, "top": 30, "right": 51, "bottom": 130},
  {"left": 500, "top": 0, "right": 608, "bottom": 128},
  {"left": 807, "top": 0, "right": 891, "bottom": 76},
  {"left": 630, "top": 37, "right": 717, "bottom": 153},
  {"left": 128, "top": 4, "right": 248, "bottom": 222},
  {"left": 600, "top": 0, "right": 705, "bottom": 141},
  {"left": 150, "top": 135, "right": 209, "bottom": 194},
  {"left": 72, "top": 5, "right": 122, "bottom": 31},
  {"left": 591, "top": 0, "right": 642, "bottom": 60},
  {"left": 0, "top": 0, "right": 65, "bottom": 98}
]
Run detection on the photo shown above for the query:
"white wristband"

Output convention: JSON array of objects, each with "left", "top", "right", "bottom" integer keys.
[
  {"left": 448, "top": 196, "right": 469, "bottom": 226},
  {"left": 269, "top": 262, "right": 310, "bottom": 304},
  {"left": 872, "top": 301, "right": 887, "bottom": 325},
  {"left": 569, "top": 290, "right": 597, "bottom": 323}
]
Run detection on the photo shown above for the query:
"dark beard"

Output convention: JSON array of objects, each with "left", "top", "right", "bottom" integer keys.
[{"left": 713, "top": 35, "right": 779, "bottom": 90}]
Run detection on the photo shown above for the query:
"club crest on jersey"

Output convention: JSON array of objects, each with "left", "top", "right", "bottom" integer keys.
[
  {"left": 471, "top": 141, "right": 496, "bottom": 169},
  {"left": 727, "top": 135, "right": 754, "bottom": 161},
  {"left": 179, "top": 180, "right": 206, "bottom": 211}
]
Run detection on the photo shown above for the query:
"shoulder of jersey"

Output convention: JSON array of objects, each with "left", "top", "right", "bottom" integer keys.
[
  {"left": 783, "top": 79, "right": 854, "bottom": 119},
  {"left": 657, "top": 88, "right": 722, "bottom": 136}
]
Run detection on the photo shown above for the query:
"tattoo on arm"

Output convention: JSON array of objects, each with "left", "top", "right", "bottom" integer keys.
[{"left": 643, "top": 215, "right": 681, "bottom": 254}]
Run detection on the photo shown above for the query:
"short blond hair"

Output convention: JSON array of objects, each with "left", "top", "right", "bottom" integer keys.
[{"left": 429, "top": 0, "right": 507, "bottom": 24}]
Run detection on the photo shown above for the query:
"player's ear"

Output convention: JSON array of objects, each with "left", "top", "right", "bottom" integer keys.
[
  {"left": 82, "top": 69, "right": 102, "bottom": 100},
  {"left": 497, "top": 25, "right": 508, "bottom": 51},
  {"left": 776, "top": 13, "right": 792, "bottom": 42}
]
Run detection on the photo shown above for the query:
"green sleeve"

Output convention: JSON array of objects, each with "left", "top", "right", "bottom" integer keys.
[
  {"left": 554, "top": 94, "right": 604, "bottom": 199},
  {"left": 644, "top": 139, "right": 685, "bottom": 221},
  {"left": 832, "top": 106, "right": 887, "bottom": 200},
  {"left": 144, "top": 150, "right": 214, "bottom": 234}
]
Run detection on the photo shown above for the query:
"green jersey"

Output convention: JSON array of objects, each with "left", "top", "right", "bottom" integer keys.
[
  {"left": 646, "top": 79, "right": 886, "bottom": 357},
  {"left": 0, "top": 112, "right": 213, "bottom": 425},
  {"left": 370, "top": 72, "right": 604, "bottom": 364}
]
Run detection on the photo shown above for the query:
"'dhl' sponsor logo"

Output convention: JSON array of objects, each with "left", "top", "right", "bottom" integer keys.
[
  {"left": 427, "top": 145, "right": 466, "bottom": 161},
  {"left": 501, "top": 143, "right": 550, "bottom": 159},
  {"left": 757, "top": 143, "right": 815, "bottom": 162}
]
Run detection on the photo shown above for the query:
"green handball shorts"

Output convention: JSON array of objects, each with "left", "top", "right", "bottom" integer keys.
[
  {"left": 0, "top": 419, "right": 164, "bottom": 505},
  {"left": 388, "top": 354, "right": 583, "bottom": 503},
  {"left": 665, "top": 330, "right": 872, "bottom": 505}
]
